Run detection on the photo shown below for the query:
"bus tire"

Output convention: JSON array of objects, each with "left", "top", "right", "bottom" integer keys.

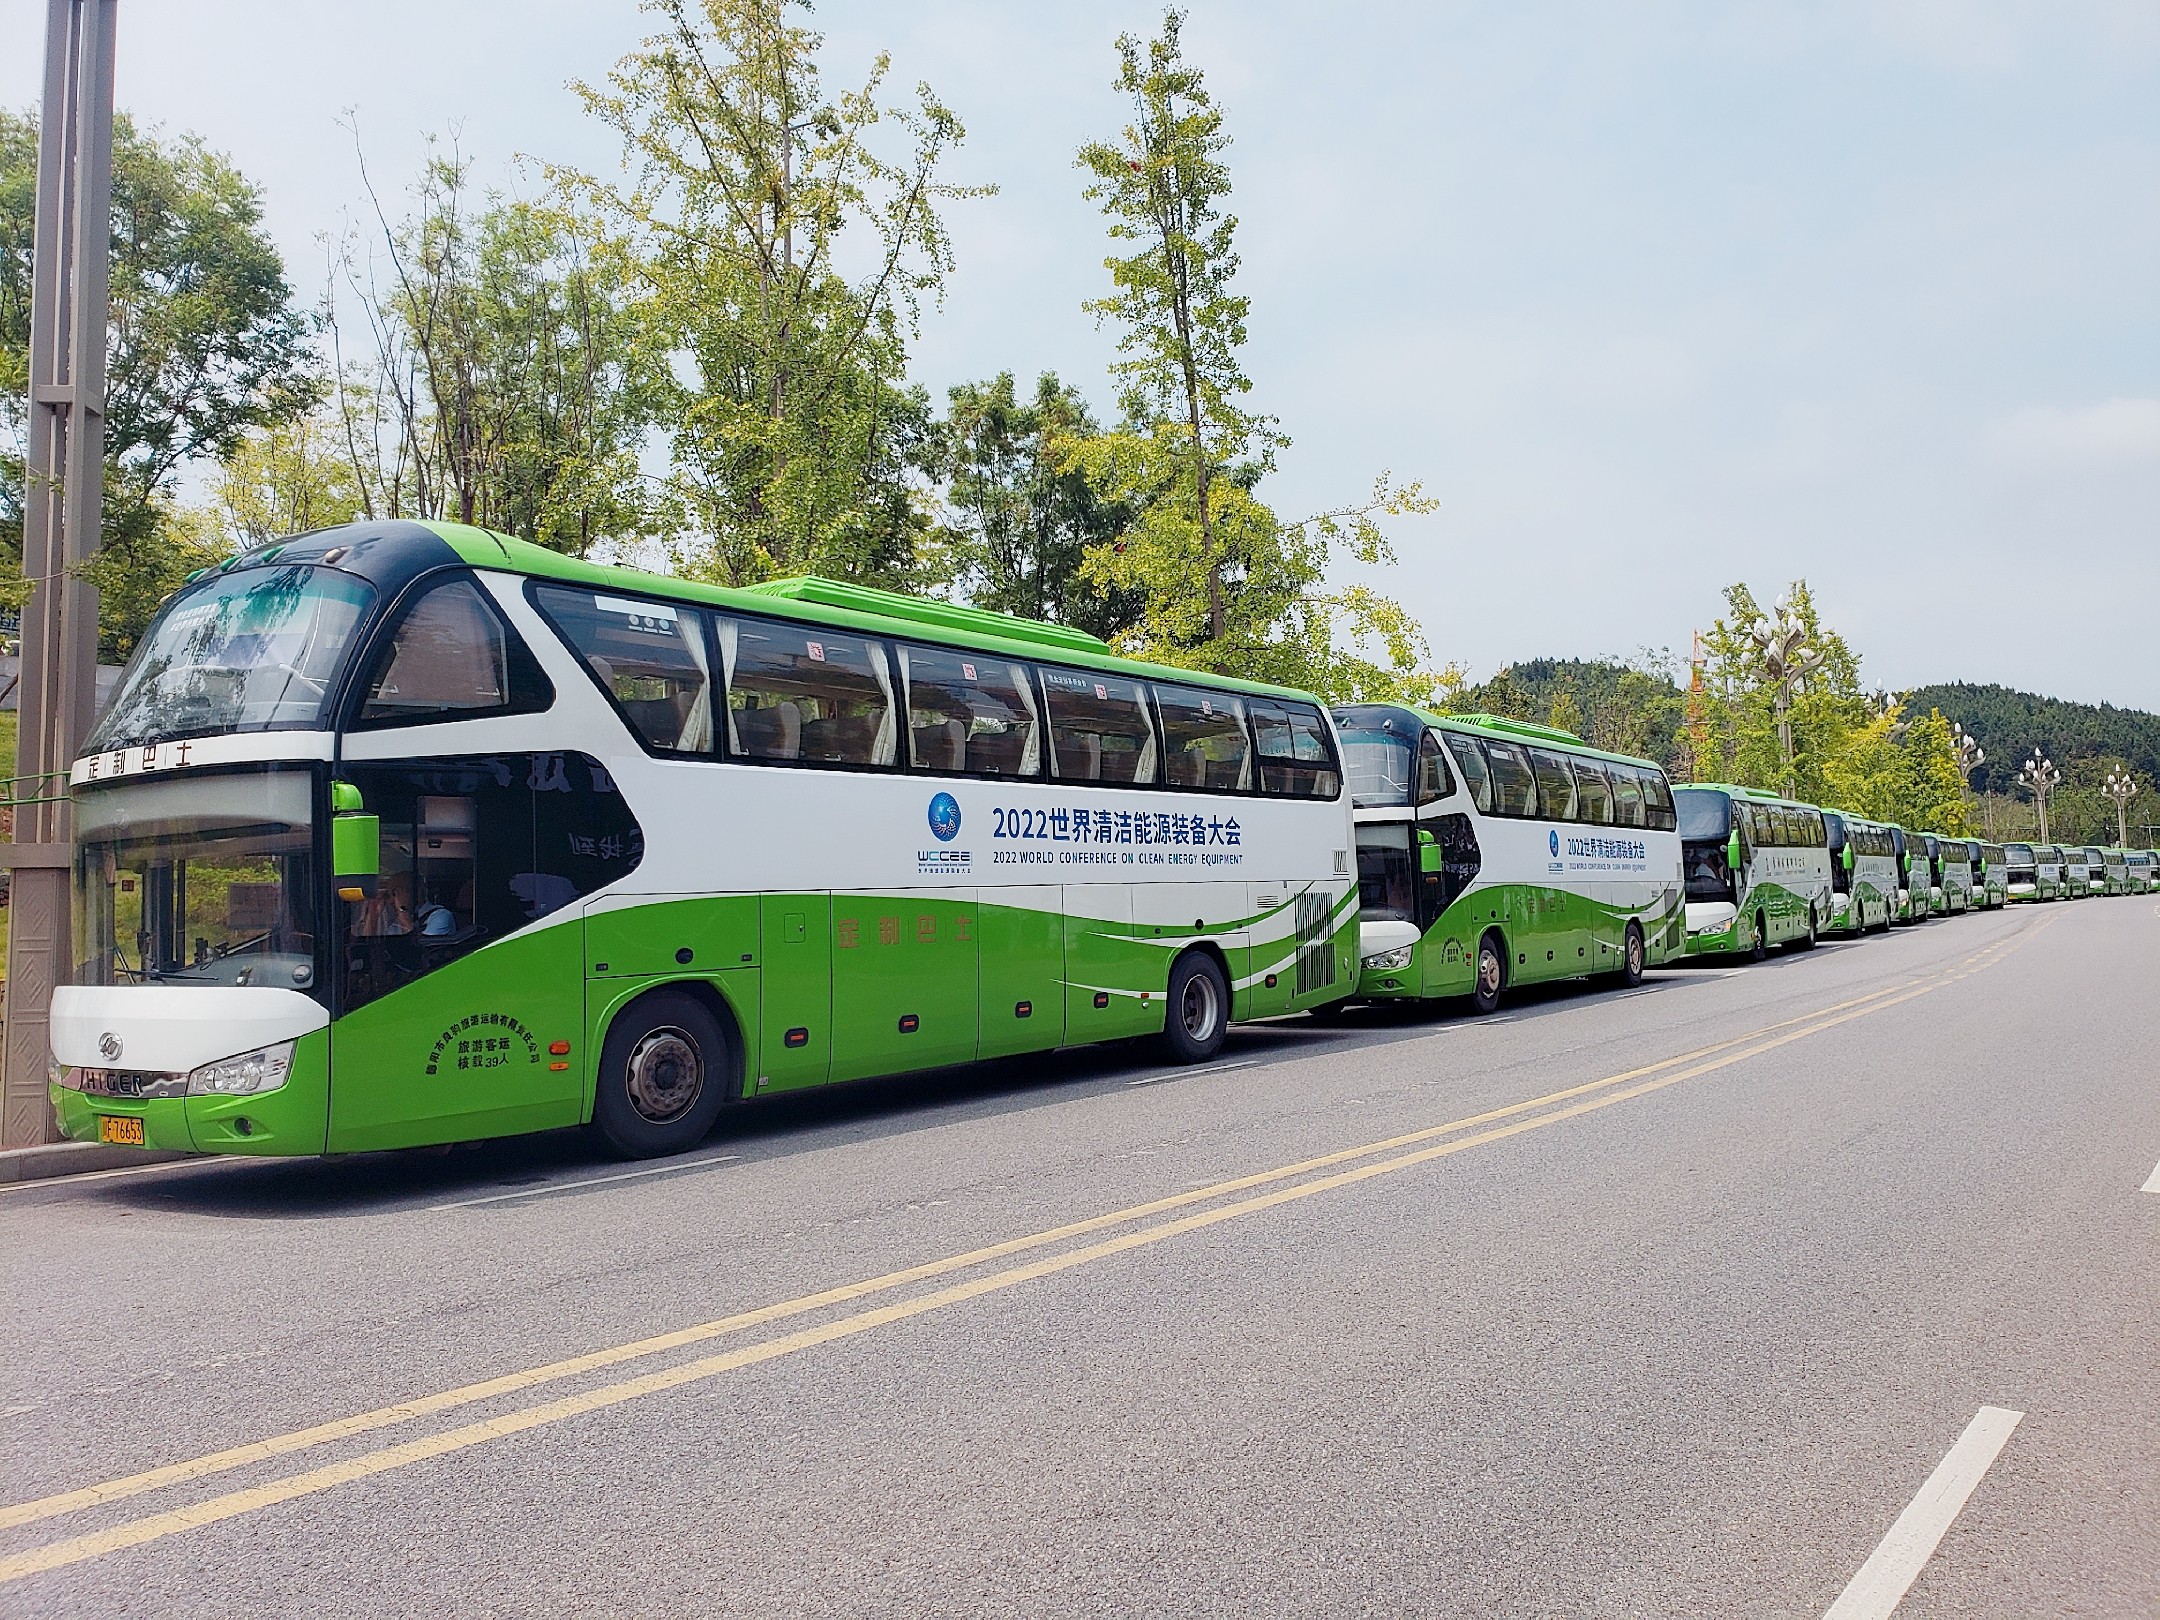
[
  {"left": 1798, "top": 909, "right": 1819, "bottom": 950},
  {"left": 1161, "top": 950, "right": 1230, "bottom": 1064},
  {"left": 1749, "top": 912, "right": 1769, "bottom": 963},
  {"left": 1472, "top": 931, "right": 1506, "bottom": 1014},
  {"left": 589, "top": 989, "right": 733, "bottom": 1159},
  {"left": 1618, "top": 922, "right": 1646, "bottom": 988}
]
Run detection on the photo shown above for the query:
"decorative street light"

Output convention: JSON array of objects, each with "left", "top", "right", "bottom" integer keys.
[
  {"left": 1951, "top": 721, "right": 1988, "bottom": 836},
  {"left": 2102, "top": 770, "right": 2139, "bottom": 847},
  {"left": 2016, "top": 748, "right": 2062, "bottom": 844},
  {"left": 1750, "top": 593, "right": 1825, "bottom": 800}
]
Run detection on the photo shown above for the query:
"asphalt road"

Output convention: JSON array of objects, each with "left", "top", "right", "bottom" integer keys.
[{"left": 4, "top": 896, "right": 2156, "bottom": 1617}]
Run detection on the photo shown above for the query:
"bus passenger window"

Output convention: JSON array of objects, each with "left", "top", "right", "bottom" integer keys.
[
  {"left": 1155, "top": 684, "right": 1251, "bottom": 790},
  {"left": 356, "top": 578, "right": 552, "bottom": 727},
  {"left": 1250, "top": 701, "right": 1343, "bottom": 799},
  {"left": 1039, "top": 668, "right": 1159, "bottom": 785},
  {"left": 898, "top": 645, "right": 1040, "bottom": 777},
  {"left": 1611, "top": 767, "right": 1645, "bottom": 828},
  {"left": 532, "top": 585, "right": 714, "bottom": 754},
  {"left": 1571, "top": 759, "right": 1615, "bottom": 825},
  {"left": 1529, "top": 749, "right": 1578, "bottom": 822},
  {"left": 1441, "top": 733, "right": 1493, "bottom": 813},
  {"left": 1639, "top": 768, "right": 1677, "bottom": 831},
  {"left": 1482, "top": 739, "right": 1538, "bottom": 818},
  {"left": 719, "top": 617, "right": 896, "bottom": 767}
]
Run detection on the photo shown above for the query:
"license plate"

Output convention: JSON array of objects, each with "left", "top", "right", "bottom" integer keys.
[{"left": 97, "top": 1115, "right": 146, "bottom": 1146}]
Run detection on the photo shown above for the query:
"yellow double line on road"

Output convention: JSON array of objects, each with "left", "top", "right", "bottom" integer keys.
[{"left": 0, "top": 928, "right": 2038, "bottom": 1584}]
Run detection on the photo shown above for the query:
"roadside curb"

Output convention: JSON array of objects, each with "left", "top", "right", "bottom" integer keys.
[{"left": 0, "top": 1140, "right": 190, "bottom": 1185}]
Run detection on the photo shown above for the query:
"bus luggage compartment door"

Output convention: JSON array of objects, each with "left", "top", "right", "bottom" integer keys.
[
  {"left": 979, "top": 885, "right": 1065, "bottom": 1058},
  {"left": 829, "top": 890, "right": 979, "bottom": 1082}
]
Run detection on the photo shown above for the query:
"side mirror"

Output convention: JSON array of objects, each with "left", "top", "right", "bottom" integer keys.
[
  {"left": 1841, "top": 845, "right": 1854, "bottom": 872},
  {"left": 331, "top": 781, "right": 380, "bottom": 902},
  {"left": 1418, "top": 827, "right": 1442, "bottom": 874},
  {"left": 1726, "top": 831, "right": 1743, "bottom": 870}
]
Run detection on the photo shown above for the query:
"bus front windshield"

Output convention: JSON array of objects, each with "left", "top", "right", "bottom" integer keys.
[
  {"left": 73, "top": 768, "right": 321, "bottom": 999},
  {"left": 1338, "top": 725, "right": 1414, "bottom": 808},
  {"left": 86, "top": 565, "right": 375, "bottom": 752},
  {"left": 1674, "top": 788, "right": 1731, "bottom": 844}
]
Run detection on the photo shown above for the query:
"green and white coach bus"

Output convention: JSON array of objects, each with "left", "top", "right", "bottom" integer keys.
[
  {"left": 2003, "top": 842, "right": 2039, "bottom": 902},
  {"left": 2063, "top": 846, "right": 2094, "bottom": 898},
  {"left": 51, "top": 521, "right": 1358, "bottom": 1161},
  {"left": 1332, "top": 708, "right": 1683, "bottom": 1012},
  {"left": 1932, "top": 834, "right": 1974, "bottom": 914},
  {"left": 1820, "top": 809, "right": 1897, "bottom": 935},
  {"left": 1971, "top": 840, "right": 2008, "bottom": 909},
  {"left": 1888, "top": 827, "right": 1932, "bottom": 923},
  {"left": 1677, "top": 784, "right": 1833, "bottom": 958},
  {"left": 2131, "top": 849, "right": 2159, "bottom": 892},
  {"left": 2034, "top": 845, "right": 2067, "bottom": 901}
]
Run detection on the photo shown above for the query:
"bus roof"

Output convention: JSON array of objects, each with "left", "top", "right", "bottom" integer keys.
[
  {"left": 1673, "top": 781, "right": 1828, "bottom": 814},
  {"left": 1333, "top": 702, "right": 1669, "bottom": 775},
  {"left": 304, "top": 520, "right": 1334, "bottom": 708}
]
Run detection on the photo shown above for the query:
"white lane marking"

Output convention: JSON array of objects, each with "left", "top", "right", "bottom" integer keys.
[
  {"left": 431, "top": 1155, "right": 739, "bottom": 1211},
  {"left": 1126, "top": 1059, "right": 1260, "bottom": 1087},
  {"left": 1822, "top": 1405, "right": 2023, "bottom": 1620},
  {"left": 0, "top": 1155, "right": 236, "bottom": 1197},
  {"left": 2141, "top": 1160, "right": 2160, "bottom": 1195}
]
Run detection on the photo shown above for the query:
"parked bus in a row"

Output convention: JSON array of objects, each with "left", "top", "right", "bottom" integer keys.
[
  {"left": 2133, "top": 849, "right": 2160, "bottom": 892},
  {"left": 1971, "top": 841, "right": 2008, "bottom": 909},
  {"left": 1889, "top": 827, "right": 1932, "bottom": 922},
  {"left": 53, "top": 520, "right": 1359, "bottom": 1162},
  {"left": 1932, "top": 834, "right": 1974, "bottom": 914},
  {"left": 1821, "top": 810, "right": 1898, "bottom": 936},
  {"left": 1677, "top": 785, "right": 1833, "bottom": 957},
  {"left": 1333, "top": 707, "right": 1683, "bottom": 1012},
  {"left": 2062, "top": 845, "right": 2093, "bottom": 898}
]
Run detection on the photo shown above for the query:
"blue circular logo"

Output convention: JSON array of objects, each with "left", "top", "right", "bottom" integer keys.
[
  {"left": 1549, "top": 829, "right": 1561, "bottom": 857},
  {"left": 928, "top": 792, "right": 962, "bottom": 842}
]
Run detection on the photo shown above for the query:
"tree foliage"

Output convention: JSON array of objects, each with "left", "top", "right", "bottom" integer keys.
[
  {"left": 1, "top": 109, "right": 317, "bottom": 656},
  {"left": 1069, "top": 10, "right": 1437, "bottom": 701},
  {"left": 562, "top": 0, "right": 987, "bottom": 586}
]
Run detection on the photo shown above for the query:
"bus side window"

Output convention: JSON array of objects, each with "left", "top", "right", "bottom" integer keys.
[
  {"left": 1528, "top": 749, "right": 1578, "bottom": 822},
  {"left": 719, "top": 616, "right": 896, "bottom": 767},
  {"left": 898, "top": 645, "right": 1040, "bottom": 777},
  {"left": 1250, "top": 700, "right": 1343, "bottom": 799},
  {"left": 1038, "top": 667, "right": 1159, "bottom": 785},
  {"left": 1155, "top": 683, "right": 1252, "bottom": 791},
  {"left": 355, "top": 578, "right": 553, "bottom": 728},
  {"left": 1441, "top": 733, "right": 1493, "bottom": 813},
  {"left": 1571, "top": 759, "right": 1614, "bottom": 825},
  {"left": 531, "top": 585, "right": 714, "bottom": 755},
  {"left": 1611, "top": 766, "right": 1645, "bottom": 828},
  {"left": 1410, "top": 731, "right": 1451, "bottom": 805},
  {"left": 1638, "top": 767, "right": 1677, "bottom": 831},
  {"left": 1482, "top": 739, "right": 1537, "bottom": 818}
]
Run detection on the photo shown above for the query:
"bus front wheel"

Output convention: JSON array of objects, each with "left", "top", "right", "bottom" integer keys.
[
  {"left": 1748, "top": 913, "right": 1769, "bottom": 963},
  {"left": 1472, "top": 932, "right": 1506, "bottom": 1015},
  {"left": 591, "top": 989, "right": 734, "bottom": 1159},
  {"left": 1162, "top": 951, "right": 1230, "bottom": 1064}
]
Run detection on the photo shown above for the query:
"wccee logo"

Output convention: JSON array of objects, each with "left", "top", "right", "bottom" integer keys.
[{"left": 927, "top": 792, "right": 963, "bottom": 842}]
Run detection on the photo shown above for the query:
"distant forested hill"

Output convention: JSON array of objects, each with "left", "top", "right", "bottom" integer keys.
[{"left": 1901, "top": 682, "right": 2160, "bottom": 796}]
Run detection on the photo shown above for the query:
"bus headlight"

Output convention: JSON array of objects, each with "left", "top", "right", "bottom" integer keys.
[
  {"left": 187, "top": 1041, "right": 295, "bottom": 1097},
  {"left": 1362, "top": 945, "right": 1415, "bottom": 971}
]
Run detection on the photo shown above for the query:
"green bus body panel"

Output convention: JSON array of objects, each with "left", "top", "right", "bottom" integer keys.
[
  {"left": 979, "top": 887, "right": 1068, "bottom": 1057},
  {"left": 1356, "top": 881, "right": 1682, "bottom": 1000},
  {"left": 831, "top": 892, "right": 979, "bottom": 1081},
  {"left": 1682, "top": 878, "right": 1819, "bottom": 957},
  {"left": 326, "top": 923, "right": 587, "bottom": 1152},
  {"left": 760, "top": 895, "right": 833, "bottom": 1091}
]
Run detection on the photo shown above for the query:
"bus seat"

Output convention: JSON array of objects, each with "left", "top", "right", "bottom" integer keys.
[
  {"left": 913, "top": 719, "right": 967, "bottom": 771},
  {"left": 736, "top": 700, "right": 802, "bottom": 759},
  {"left": 968, "top": 726, "right": 1024, "bottom": 776},
  {"left": 1062, "top": 733, "right": 1102, "bottom": 780}
]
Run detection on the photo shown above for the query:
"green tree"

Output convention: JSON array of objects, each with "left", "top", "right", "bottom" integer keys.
[
  {"left": 1070, "top": 10, "right": 1435, "bottom": 700},
  {"left": 1546, "top": 685, "right": 1585, "bottom": 739},
  {"left": 1, "top": 110, "right": 317, "bottom": 656},
  {"left": 1698, "top": 580, "right": 1868, "bottom": 802},
  {"left": 562, "top": 0, "right": 988, "bottom": 586},
  {"left": 210, "top": 404, "right": 366, "bottom": 546},
  {"left": 936, "top": 370, "right": 1138, "bottom": 638}
]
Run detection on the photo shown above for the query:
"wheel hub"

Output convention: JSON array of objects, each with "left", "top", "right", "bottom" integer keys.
[{"left": 624, "top": 1026, "right": 703, "bottom": 1124}]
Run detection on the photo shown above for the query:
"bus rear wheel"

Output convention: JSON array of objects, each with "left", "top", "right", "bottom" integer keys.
[
  {"left": 1617, "top": 922, "right": 1646, "bottom": 988},
  {"left": 1472, "top": 932, "right": 1506, "bottom": 1014},
  {"left": 591, "top": 989, "right": 733, "bottom": 1159},
  {"left": 1161, "top": 951, "right": 1229, "bottom": 1064}
]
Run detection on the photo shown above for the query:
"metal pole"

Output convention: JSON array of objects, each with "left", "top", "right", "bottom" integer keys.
[{"left": 3, "top": 0, "right": 115, "bottom": 1147}]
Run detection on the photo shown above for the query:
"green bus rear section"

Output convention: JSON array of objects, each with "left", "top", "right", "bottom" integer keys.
[
  {"left": 55, "top": 886, "right": 1354, "bottom": 1155},
  {"left": 1681, "top": 876, "right": 1823, "bottom": 956},
  {"left": 1358, "top": 882, "right": 1682, "bottom": 999}
]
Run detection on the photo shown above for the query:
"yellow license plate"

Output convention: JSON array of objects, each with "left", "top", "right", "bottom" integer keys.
[{"left": 97, "top": 1115, "right": 146, "bottom": 1146}]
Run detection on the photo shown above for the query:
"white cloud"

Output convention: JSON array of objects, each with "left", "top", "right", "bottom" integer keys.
[{"left": 1989, "top": 399, "right": 2160, "bottom": 466}]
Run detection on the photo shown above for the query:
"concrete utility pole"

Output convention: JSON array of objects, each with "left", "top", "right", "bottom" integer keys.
[
  {"left": 2, "top": 0, "right": 116, "bottom": 1148},
  {"left": 2016, "top": 748, "right": 2062, "bottom": 846},
  {"left": 2102, "top": 770, "right": 2138, "bottom": 848}
]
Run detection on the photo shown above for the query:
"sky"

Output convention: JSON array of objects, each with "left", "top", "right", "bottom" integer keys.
[{"left": 5, "top": 0, "right": 2157, "bottom": 710}]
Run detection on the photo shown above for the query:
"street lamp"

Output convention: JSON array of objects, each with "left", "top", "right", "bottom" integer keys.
[
  {"left": 2016, "top": 748, "right": 2062, "bottom": 844},
  {"left": 1951, "top": 721, "right": 1988, "bottom": 835},
  {"left": 2102, "top": 770, "right": 2139, "bottom": 847},
  {"left": 1750, "top": 593, "right": 1825, "bottom": 799}
]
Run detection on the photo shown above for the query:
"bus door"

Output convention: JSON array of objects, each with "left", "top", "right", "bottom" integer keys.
[{"left": 829, "top": 890, "right": 979, "bottom": 1081}]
